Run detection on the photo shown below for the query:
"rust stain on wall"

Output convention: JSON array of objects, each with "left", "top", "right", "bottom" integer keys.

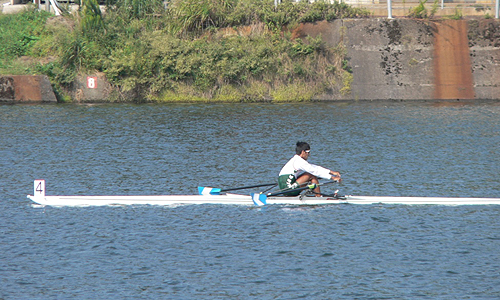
[
  {"left": 13, "top": 76, "right": 42, "bottom": 101},
  {"left": 0, "top": 75, "right": 56, "bottom": 102},
  {"left": 433, "top": 20, "right": 475, "bottom": 99}
]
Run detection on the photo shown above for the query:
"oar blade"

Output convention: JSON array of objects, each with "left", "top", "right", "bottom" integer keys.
[
  {"left": 198, "top": 187, "right": 222, "bottom": 195},
  {"left": 251, "top": 193, "right": 267, "bottom": 206}
]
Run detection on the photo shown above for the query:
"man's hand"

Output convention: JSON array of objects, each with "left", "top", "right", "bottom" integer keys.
[{"left": 330, "top": 171, "right": 341, "bottom": 182}]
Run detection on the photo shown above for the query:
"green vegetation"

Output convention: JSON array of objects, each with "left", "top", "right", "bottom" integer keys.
[
  {"left": 407, "top": 0, "right": 438, "bottom": 19},
  {"left": 0, "top": 0, "right": 370, "bottom": 102},
  {"left": 449, "top": 7, "right": 463, "bottom": 20},
  {"left": 0, "top": 7, "right": 52, "bottom": 74}
]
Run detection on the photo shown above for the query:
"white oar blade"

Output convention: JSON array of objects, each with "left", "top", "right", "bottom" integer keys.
[
  {"left": 198, "top": 187, "right": 222, "bottom": 195},
  {"left": 251, "top": 193, "right": 267, "bottom": 206}
]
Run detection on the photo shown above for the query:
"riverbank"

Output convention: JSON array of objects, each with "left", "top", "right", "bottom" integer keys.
[
  {"left": 1, "top": 5, "right": 499, "bottom": 103},
  {"left": 52, "top": 18, "right": 500, "bottom": 102}
]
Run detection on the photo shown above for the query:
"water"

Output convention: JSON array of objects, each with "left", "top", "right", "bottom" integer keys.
[{"left": 1, "top": 101, "right": 500, "bottom": 299}]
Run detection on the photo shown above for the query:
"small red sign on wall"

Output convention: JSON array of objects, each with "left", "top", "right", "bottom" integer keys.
[{"left": 87, "top": 76, "right": 97, "bottom": 89}]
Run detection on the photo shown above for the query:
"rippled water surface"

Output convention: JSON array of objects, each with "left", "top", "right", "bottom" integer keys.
[{"left": 1, "top": 102, "right": 500, "bottom": 299}]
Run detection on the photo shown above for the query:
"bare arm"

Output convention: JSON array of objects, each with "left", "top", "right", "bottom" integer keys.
[{"left": 329, "top": 170, "right": 341, "bottom": 182}]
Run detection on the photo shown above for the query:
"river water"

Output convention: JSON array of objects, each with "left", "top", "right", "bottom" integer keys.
[{"left": 1, "top": 101, "right": 499, "bottom": 299}]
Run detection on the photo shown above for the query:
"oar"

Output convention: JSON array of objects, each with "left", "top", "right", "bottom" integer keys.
[
  {"left": 222, "top": 183, "right": 277, "bottom": 192},
  {"left": 198, "top": 183, "right": 277, "bottom": 195},
  {"left": 251, "top": 180, "right": 337, "bottom": 206}
]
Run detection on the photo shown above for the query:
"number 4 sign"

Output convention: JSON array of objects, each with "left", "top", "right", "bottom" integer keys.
[
  {"left": 87, "top": 76, "right": 97, "bottom": 89},
  {"left": 34, "top": 179, "right": 45, "bottom": 197}
]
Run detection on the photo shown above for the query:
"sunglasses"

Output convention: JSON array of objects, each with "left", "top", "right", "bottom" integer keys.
[{"left": 305, "top": 150, "right": 311, "bottom": 153}]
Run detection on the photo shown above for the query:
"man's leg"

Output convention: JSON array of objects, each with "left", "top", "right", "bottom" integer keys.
[{"left": 296, "top": 173, "right": 321, "bottom": 195}]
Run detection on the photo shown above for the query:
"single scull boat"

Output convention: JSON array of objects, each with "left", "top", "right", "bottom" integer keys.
[{"left": 27, "top": 180, "right": 500, "bottom": 207}]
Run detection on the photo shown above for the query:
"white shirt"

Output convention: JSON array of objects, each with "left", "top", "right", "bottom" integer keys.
[{"left": 279, "top": 155, "right": 331, "bottom": 180}]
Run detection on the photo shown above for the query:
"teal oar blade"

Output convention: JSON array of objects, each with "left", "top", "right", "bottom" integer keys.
[
  {"left": 198, "top": 186, "right": 222, "bottom": 195},
  {"left": 251, "top": 193, "right": 267, "bottom": 206}
]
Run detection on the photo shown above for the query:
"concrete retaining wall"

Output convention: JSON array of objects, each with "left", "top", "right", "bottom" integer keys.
[
  {"left": 468, "top": 19, "right": 500, "bottom": 99},
  {"left": 71, "top": 72, "right": 114, "bottom": 103},
  {"left": 0, "top": 75, "right": 56, "bottom": 103},
  {"left": 295, "top": 19, "right": 500, "bottom": 100}
]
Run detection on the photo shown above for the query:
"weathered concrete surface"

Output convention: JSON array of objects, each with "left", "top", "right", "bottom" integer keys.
[
  {"left": 71, "top": 72, "right": 114, "bottom": 102},
  {"left": 0, "top": 75, "right": 56, "bottom": 103},
  {"left": 296, "top": 19, "right": 436, "bottom": 100},
  {"left": 347, "top": 19, "right": 437, "bottom": 100},
  {"left": 295, "top": 19, "right": 500, "bottom": 100},
  {"left": 468, "top": 19, "right": 500, "bottom": 100}
]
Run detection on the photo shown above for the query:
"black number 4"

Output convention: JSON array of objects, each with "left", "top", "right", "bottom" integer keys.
[{"left": 36, "top": 181, "right": 44, "bottom": 194}]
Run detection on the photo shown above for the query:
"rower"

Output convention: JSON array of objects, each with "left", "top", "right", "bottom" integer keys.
[{"left": 278, "top": 141, "right": 341, "bottom": 196}]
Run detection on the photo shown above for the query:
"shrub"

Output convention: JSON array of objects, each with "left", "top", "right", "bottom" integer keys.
[
  {"left": 0, "top": 8, "right": 52, "bottom": 71},
  {"left": 3, "top": 0, "right": 365, "bottom": 102}
]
